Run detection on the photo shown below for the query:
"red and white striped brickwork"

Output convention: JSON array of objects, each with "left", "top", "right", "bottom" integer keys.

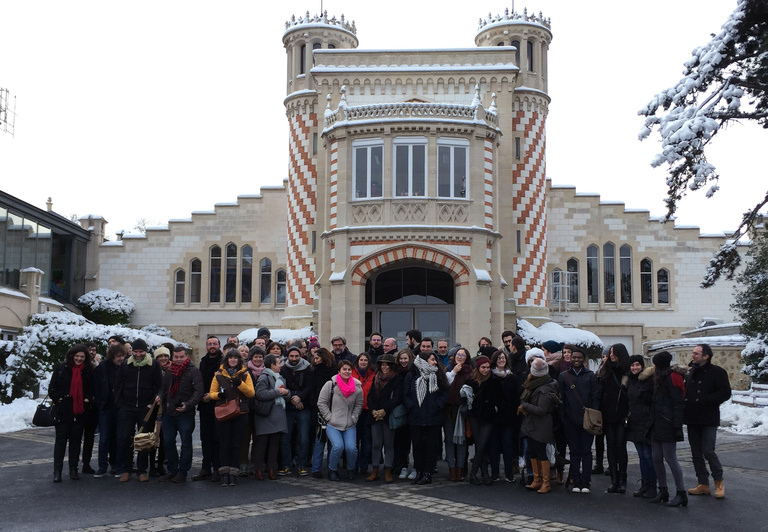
[{"left": 351, "top": 244, "right": 470, "bottom": 287}]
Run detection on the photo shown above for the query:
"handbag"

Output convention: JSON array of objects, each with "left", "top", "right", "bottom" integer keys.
[
  {"left": 564, "top": 371, "right": 603, "bottom": 436},
  {"left": 133, "top": 404, "right": 162, "bottom": 452},
  {"left": 387, "top": 404, "right": 407, "bottom": 430},
  {"left": 32, "top": 395, "right": 58, "bottom": 427},
  {"left": 215, "top": 399, "right": 240, "bottom": 422},
  {"left": 316, "top": 380, "right": 335, "bottom": 443}
]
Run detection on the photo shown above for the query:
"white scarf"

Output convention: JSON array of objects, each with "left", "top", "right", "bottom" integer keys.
[
  {"left": 263, "top": 368, "right": 286, "bottom": 409},
  {"left": 414, "top": 356, "right": 439, "bottom": 406}
]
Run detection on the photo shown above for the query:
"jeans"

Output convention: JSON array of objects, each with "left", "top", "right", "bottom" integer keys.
[
  {"left": 489, "top": 424, "right": 518, "bottom": 477},
  {"left": 562, "top": 419, "right": 594, "bottom": 485},
  {"left": 326, "top": 425, "right": 357, "bottom": 472},
  {"left": 280, "top": 406, "right": 311, "bottom": 469},
  {"left": 97, "top": 408, "right": 118, "bottom": 473},
  {"left": 634, "top": 441, "right": 656, "bottom": 483},
  {"left": 687, "top": 424, "right": 723, "bottom": 483},
  {"left": 604, "top": 421, "right": 628, "bottom": 475},
  {"left": 311, "top": 434, "right": 329, "bottom": 473},
  {"left": 371, "top": 420, "right": 396, "bottom": 468},
  {"left": 162, "top": 414, "right": 196, "bottom": 476}
]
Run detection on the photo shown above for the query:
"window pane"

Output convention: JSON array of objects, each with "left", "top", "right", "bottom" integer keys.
[
  {"left": 355, "top": 147, "right": 368, "bottom": 198},
  {"left": 276, "top": 269, "right": 287, "bottom": 304},
  {"left": 587, "top": 245, "right": 599, "bottom": 303},
  {"left": 241, "top": 246, "right": 252, "bottom": 303},
  {"left": 191, "top": 259, "right": 201, "bottom": 303},
  {"left": 620, "top": 245, "right": 631, "bottom": 304},
  {"left": 412, "top": 145, "right": 425, "bottom": 196},
  {"left": 175, "top": 270, "right": 185, "bottom": 304},
  {"left": 603, "top": 243, "right": 615, "bottom": 304},
  {"left": 395, "top": 145, "right": 409, "bottom": 196},
  {"left": 567, "top": 258, "right": 579, "bottom": 304},
  {"left": 209, "top": 246, "right": 221, "bottom": 303},
  {"left": 260, "top": 258, "right": 272, "bottom": 303},
  {"left": 641, "top": 258, "right": 652, "bottom": 304},
  {"left": 438, "top": 146, "right": 451, "bottom": 197},
  {"left": 454, "top": 147, "right": 466, "bottom": 198},
  {"left": 225, "top": 243, "right": 237, "bottom": 303},
  {"left": 657, "top": 269, "right": 669, "bottom": 304},
  {"left": 371, "top": 146, "right": 382, "bottom": 197}
]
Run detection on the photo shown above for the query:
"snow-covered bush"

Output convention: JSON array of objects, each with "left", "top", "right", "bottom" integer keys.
[
  {"left": 77, "top": 289, "right": 135, "bottom": 325},
  {"left": 141, "top": 324, "right": 172, "bottom": 337},
  {"left": 517, "top": 319, "right": 604, "bottom": 359},
  {"left": 742, "top": 336, "right": 768, "bottom": 384}
]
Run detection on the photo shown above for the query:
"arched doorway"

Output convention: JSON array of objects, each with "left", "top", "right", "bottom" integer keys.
[{"left": 365, "top": 265, "right": 454, "bottom": 349}]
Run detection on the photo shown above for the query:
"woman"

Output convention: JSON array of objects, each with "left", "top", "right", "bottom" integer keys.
[
  {"left": 366, "top": 353, "right": 403, "bottom": 482},
  {"left": 648, "top": 351, "right": 687, "bottom": 507},
  {"left": 488, "top": 349, "right": 521, "bottom": 483},
  {"left": 49, "top": 344, "right": 95, "bottom": 482},
  {"left": 626, "top": 354, "right": 657, "bottom": 498},
  {"left": 307, "top": 338, "right": 321, "bottom": 362},
  {"left": 403, "top": 351, "right": 448, "bottom": 485},
  {"left": 253, "top": 353, "right": 290, "bottom": 480},
  {"left": 599, "top": 343, "right": 630, "bottom": 493},
  {"left": 394, "top": 348, "right": 415, "bottom": 479},
  {"left": 468, "top": 355, "right": 501, "bottom": 485},
  {"left": 241, "top": 345, "right": 266, "bottom": 477},
  {"left": 310, "top": 347, "right": 337, "bottom": 478},
  {"left": 444, "top": 347, "right": 473, "bottom": 481},
  {"left": 238, "top": 344, "right": 250, "bottom": 359},
  {"left": 558, "top": 348, "right": 599, "bottom": 493},
  {"left": 266, "top": 341, "right": 285, "bottom": 357},
  {"left": 209, "top": 348, "right": 255, "bottom": 486},
  {"left": 592, "top": 349, "right": 609, "bottom": 475},
  {"left": 353, "top": 352, "right": 375, "bottom": 475},
  {"left": 519, "top": 357, "right": 559, "bottom": 494},
  {"left": 79, "top": 346, "right": 101, "bottom": 475},
  {"left": 317, "top": 359, "right": 363, "bottom": 481}
]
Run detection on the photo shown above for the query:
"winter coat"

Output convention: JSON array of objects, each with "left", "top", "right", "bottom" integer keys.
[
  {"left": 49, "top": 361, "right": 95, "bottom": 423},
  {"left": 197, "top": 351, "right": 223, "bottom": 411},
  {"left": 93, "top": 359, "right": 120, "bottom": 412},
  {"left": 209, "top": 365, "right": 255, "bottom": 417},
  {"left": 353, "top": 366, "right": 376, "bottom": 410},
  {"left": 367, "top": 373, "right": 404, "bottom": 423},
  {"left": 114, "top": 356, "right": 163, "bottom": 409},
  {"left": 280, "top": 358, "right": 313, "bottom": 409},
  {"left": 651, "top": 368, "right": 686, "bottom": 442},
  {"left": 599, "top": 366, "right": 629, "bottom": 423},
  {"left": 158, "top": 362, "right": 204, "bottom": 417},
  {"left": 309, "top": 363, "right": 336, "bottom": 414},
  {"left": 469, "top": 376, "right": 502, "bottom": 423},
  {"left": 521, "top": 378, "right": 559, "bottom": 444},
  {"left": 508, "top": 349, "right": 528, "bottom": 377},
  {"left": 333, "top": 347, "right": 357, "bottom": 366},
  {"left": 254, "top": 371, "right": 288, "bottom": 435},
  {"left": 403, "top": 371, "right": 448, "bottom": 427},
  {"left": 558, "top": 366, "right": 600, "bottom": 427},
  {"left": 494, "top": 370, "right": 522, "bottom": 428},
  {"left": 684, "top": 359, "right": 731, "bottom": 426},
  {"left": 626, "top": 367, "right": 655, "bottom": 444},
  {"left": 318, "top": 376, "right": 363, "bottom": 431}
]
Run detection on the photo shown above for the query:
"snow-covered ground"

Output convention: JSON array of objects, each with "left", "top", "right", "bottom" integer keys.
[{"left": 2, "top": 396, "right": 766, "bottom": 436}]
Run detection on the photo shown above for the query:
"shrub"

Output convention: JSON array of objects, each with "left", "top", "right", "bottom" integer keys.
[{"left": 77, "top": 289, "right": 135, "bottom": 325}]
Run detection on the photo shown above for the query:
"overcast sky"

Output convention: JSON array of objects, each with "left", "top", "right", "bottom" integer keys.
[{"left": 1, "top": 0, "right": 761, "bottom": 240}]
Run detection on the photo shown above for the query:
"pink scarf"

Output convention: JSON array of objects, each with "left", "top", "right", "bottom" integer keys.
[{"left": 335, "top": 374, "right": 356, "bottom": 398}]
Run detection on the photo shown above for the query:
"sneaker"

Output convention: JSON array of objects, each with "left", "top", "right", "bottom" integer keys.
[
  {"left": 504, "top": 476, "right": 514, "bottom": 483},
  {"left": 94, "top": 469, "right": 107, "bottom": 478},
  {"left": 277, "top": 467, "right": 292, "bottom": 476},
  {"left": 138, "top": 473, "right": 149, "bottom": 482},
  {"left": 581, "top": 484, "right": 591, "bottom": 493},
  {"left": 399, "top": 469, "right": 408, "bottom": 480},
  {"left": 119, "top": 473, "right": 131, "bottom": 482},
  {"left": 298, "top": 467, "right": 309, "bottom": 476},
  {"left": 572, "top": 486, "right": 582, "bottom": 493},
  {"left": 407, "top": 470, "right": 417, "bottom": 480}
]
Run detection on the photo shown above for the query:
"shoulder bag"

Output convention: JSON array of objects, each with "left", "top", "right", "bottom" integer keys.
[
  {"left": 33, "top": 395, "right": 58, "bottom": 427},
  {"left": 565, "top": 371, "right": 603, "bottom": 436},
  {"left": 316, "top": 380, "right": 334, "bottom": 443},
  {"left": 134, "top": 403, "right": 162, "bottom": 452},
  {"left": 214, "top": 375, "right": 241, "bottom": 422}
]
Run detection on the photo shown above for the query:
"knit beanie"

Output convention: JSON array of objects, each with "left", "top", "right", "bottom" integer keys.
[
  {"left": 652, "top": 351, "right": 672, "bottom": 369},
  {"left": 542, "top": 340, "right": 562, "bottom": 353},
  {"left": 628, "top": 354, "right": 645, "bottom": 368},
  {"left": 530, "top": 358, "right": 549, "bottom": 377}
]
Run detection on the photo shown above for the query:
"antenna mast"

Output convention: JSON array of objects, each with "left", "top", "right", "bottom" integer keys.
[{"left": 0, "top": 87, "right": 16, "bottom": 137}]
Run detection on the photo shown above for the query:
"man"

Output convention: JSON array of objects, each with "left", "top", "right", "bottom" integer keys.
[
  {"left": 419, "top": 338, "right": 434, "bottom": 358},
  {"left": 158, "top": 346, "right": 203, "bottom": 483},
  {"left": 114, "top": 339, "right": 163, "bottom": 482},
  {"left": 331, "top": 336, "right": 356, "bottom": 365},
  {"left": 367, "top": 332, "right": 384, "bottom": 362},
  {"left": 257, "top": 327, "right": 271, "bottom": 341},
  {"left": 193, "top": 335, "right": 224, "bottom": 482},
  {"left": 227, "top": 335, "right": 240, "bottom": 347},
  {"left": 285, "top": 338, "right": 308, "bottom": 361},
  {"left": 383, "top": 337, "right": 398, "bottom": 356},
  {"left": 93, "top": 343, "right": 126, "bottom": 477},
  {"left": 253, "top": 336, "right": 267, "bottom": 350},
  {"left": 406, "top": 329, "right": 422, "bottom": 358},
  {"left": 436, "top": 339, "right": 450, "bottom": 367},
  {"left": 685, "top": 343, "right": 731, "bottom": 499},
  {"left": 501, "top": 331, "right": 515, "bottom": 357},
  {"left": 509, "top": 337, "right": 528, "bottom": 376},
  {"left": 108, "top": 335, "right": 126, "bottom": 348},
  {"left": 279, "top": 346, "right": 313, "bottom": 476}
]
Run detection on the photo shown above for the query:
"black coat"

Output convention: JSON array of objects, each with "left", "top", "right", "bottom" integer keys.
[
  {"left": 558, "top": 366, "right": 600, "bottom": 427},
  {"left": 469, "top": 375, "right": 502, "bottom": 423},
  {"left": 49, "top": 361, "right": 95, "bottom": 423},
  {"left": 626, "top": 367, "right": 655, "bottom": 444},
  {"left": 599, "top": 367, "right": 629, "bottom": 423},
  {"left": 93, "top": 359, "right": 120, "bottom": 412},
  {"left": 159, "top": 362, "right": 204, "bottom": 417},
  {"left": 684, "top": 360, "right": 731, "bottom": 426},
  {"left": 403, "top": 371, "right": 447, "bottom": 427},
  {"left": 367, "top": 373, "right": 404, "bottom": 422},
  {"left": 651, "top": 368, "right": 686, "bottom": 442},
  {"left": 494, "top": 370, "right": 522, "bottom": 427},
  {"left": 114, "top": 357, "right": 163, "bottom": 409}
]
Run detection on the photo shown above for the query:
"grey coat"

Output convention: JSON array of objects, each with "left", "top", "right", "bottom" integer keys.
[
  {"left": 318, "top": 377, "right": 363, "bottom": 431},
  {"left": 254, "top": 372, "right": 287, "bottom": 436},
  {"left": 521, "top": 379, "right": 559, "bottom": 444}
]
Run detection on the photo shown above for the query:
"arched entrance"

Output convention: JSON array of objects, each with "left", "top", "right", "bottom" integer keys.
[{"left": 365, "top": 265, "right": 454, "bottom": 348}]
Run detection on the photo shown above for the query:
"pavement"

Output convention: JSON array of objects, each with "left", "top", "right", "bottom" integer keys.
[{"left": 2, "top": 426, "right": 766, "bottom": 532}]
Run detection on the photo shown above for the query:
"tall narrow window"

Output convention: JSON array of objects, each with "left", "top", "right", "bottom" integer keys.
[
  {"left": 511, "top": 40, "right": 520, "bottom": 66},
  {"left": 174, "top": 269, "right": 185, "bottom": 304},
  {"left": 641, "top": 258, "right": 652, "bottom": 304},
  {"left": 567, "top": 258, "right": 579, "bottom": 304},
  {"left": 437, "top": 139, "right": 468, "bottom": 198},
  {"left": 587, "top": 245, "right": 599, "bottom": 303},
  {"left": 393, "top": 137, "right": 427, "bottom": 197},
  {"left": 260, "top": 258, "right": 272, "bottom": 304},
  {"left": 299, "top": 44, "right": 306, "bottom": 74},
  {"left": 603, "top": 243, "right": 615, "bottom": 304},
  {"left": 657, "top": 269, "right": 669, "bottom": 304},
  {"left": 515, "top": 137, "right": 521, "bottom": 160},
  {"left": 190, "top": 259, "right": 201, "bottom": 303},
  {"left": 551, "top": 269, "right": 562, "bottom": 303},
  {"left": 209, "top": 246, "right": 221, "bottom": 303},
  {"left": 225, "top": 243, "right": 237, "bottom": 303},
  {"left": 276, "top": 269, "right": 287, "bottom": 305},
  {"left": 620, "top": 244, "right": 632, "bottom": 304},
  {"left": 527, "top": 40, "right": 534, "bottom": 71},
  {"left": 353, "top": 139, "right": 383, "bottom": 198},
  {"left": 241, "top": 245, "right": 253, "bottom": 303},
  {"left": 312, "top": 133, "right": 318, "bottom": 155}
]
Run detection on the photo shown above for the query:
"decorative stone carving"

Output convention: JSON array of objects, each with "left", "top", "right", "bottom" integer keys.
[
  {"left": 437, "top": 203, "right": 468, "bottom": 223},
  {"left": 352, "top": 204, "right": 382, "bottom": 224},
  {"left": 392, "top": 202, "right": 427, "bottom": 222}
]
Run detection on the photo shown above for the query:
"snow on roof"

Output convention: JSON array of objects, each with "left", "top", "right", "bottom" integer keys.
[
  {"left": 474, "top": 268, "right": 492, "bottom": 282},
  {"left": 20, "top": 267, "right": 45, "bottom": 274},
  {"left": 329, "top": 270, "right": 346, "bottom": 282},
  {"left": 0, "top": 286, "right": 30, "bottom": 299},
  {"left": 647, "top": 334, "right": 747, "bottom": 351},
  {"left": 517, "top": 319, "right": 602, "bottom": 348},
  {"left": 238, "top": 326, "right": 316, "bottom": 345}
]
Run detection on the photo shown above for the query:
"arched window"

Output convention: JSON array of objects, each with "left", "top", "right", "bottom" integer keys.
[
  {"left": 328, "top": 43, "right": 335, "bottom": 49},
  {"left": 174, "top": 269, "right": 185, "bottom": 304},
  {"left": 312, "top": 42, "right": 321, "bottom": 66},
  {"left": 276, "top": 269, "right": 287, "bottom": 305},
  {"left": 511, "top": 40, "right": 520, "bottom": 67},
  {"left": 497, "top": 41, "right": 505, "bottom": 46},
  {"left": 190, "top": 259, "right": 201, "bottom": 303},
  {"left": 603, "top": 243, "right": 615, "bottom": 303},
  {"left": 241, "top": 245, "right": 253, "bottom": 303},
  {"left": 299, "top": 44, "right": 306, "bottom": 74},
  {"left": 657, "top": 269, "right": 669, "bottom": 304},
  {"left": 209, "top": 246, "right": 221, "bottom": 303},
  {"left": 587, "top": 245, "right": 599, "bottom": 303},
  {"left": 641, "top": 258, "right": 653, "bottom": 304},
  {"left": 567, "top": 258, "right": 579, "bottom": 304},
  {"left": 260, "top": 258, "right": 272, "bottom": 304},
  {"left": 527, "top": 40, "right": 534, "bottom": 71},
  {"left": 620, "top": 244, "right": 632, "bottom": 304},
  {"left": 551, "top": 268, "right": 563, "bottom": 303},
  {"left": 225, "top": 243, "right": 237, "bottom": 303}
]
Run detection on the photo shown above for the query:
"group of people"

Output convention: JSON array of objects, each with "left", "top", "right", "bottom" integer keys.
[{"left": 48, "top": 327, "right": 732, "bottom": 507}]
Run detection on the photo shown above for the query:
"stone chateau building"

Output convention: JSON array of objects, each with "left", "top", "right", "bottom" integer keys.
[{"left": 1, "top": 8, "right": 744, "bottom": 360}]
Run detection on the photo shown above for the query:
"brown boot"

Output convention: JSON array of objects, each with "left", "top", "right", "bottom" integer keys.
[
  {"left": 714, "top": 479, "right": 725, "bottom": 499},
  {"left": 688, "top": 483, "right": 711, "bottom": 496},
  {"left": 537, "top": 461, "right": 551, "bottom": 494},
  {"left": 366, "top": 467, "right": 379, "bottom": 482},
  {"left": 448, "top": 467, "right": 456, "bottom": 482},
  {"left": 384, "top": 468, "right": 393, "bottom": 483},
  {"left": 526, "top": 459, "right": 542, "bottom": 491}
]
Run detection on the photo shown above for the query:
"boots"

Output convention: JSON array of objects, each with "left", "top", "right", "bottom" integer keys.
[
  {"left": 526, "top": 459, "right": 542, "bottom": 490},
  {"left": 606, "top": 469, "right": 619, "bottom": 493},
  {"left": 228, "top": 469, "right": 237, "bottom": 486},
  {"left": 481, "top": 466, "right": 492, "bottom": 486},
  {"left": 666, "top": 490, "right": 688, "bottom": 507},
  {"left": 643, "top": 481, "right": 658, "bottom": 499},
  {"left": 366, "top": 467, "right": 379, "bottom": 482},
  {"left": 384, "top": 468, "right": 393, "bottom": 483},
  {"left": 649, "top": 486, "right": 669, "bottom": 504},
  {"left": 53, "top": 467, "right": 62, "bottom": 483},
  {"left": 714, "top": 479, "right": 725, "bottom": 499},
  {"left": 617, "top": 472, "right": 627, "bottom": 494},
  {"left": 688, "top": 483, "right": 711, "bottom": 496},
  {"left": 537, "top": 461, "right": 551, "bottom": 494},
  {"left": 556, "top": 469, "right": 564, "bottom": 485},
  {"left": 448, "top": 467, "right": 457, "bottom": 482},
  {"left": 69, "top": 466, "right": 80, "bottom": 480},
  {"left": 469, "top": 463, "right": 481, "bottom": 485},
  {"left": 633, "top": 479, "right": 648, "bottom": 497},
  {"left": 417, "top": 472, "right": 432, "bottom": 485}
]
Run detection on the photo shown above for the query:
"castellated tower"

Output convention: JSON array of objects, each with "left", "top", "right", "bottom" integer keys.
[
  {"left": 475, "top": 8, "right": 552, "bottom": 325},
  {"left": 282, "top": 12, "right": 359, "bottom": 328}
]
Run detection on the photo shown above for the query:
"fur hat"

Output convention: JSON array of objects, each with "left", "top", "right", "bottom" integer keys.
[
  {"left": 542, "top": 340, "right": 562, "bottom": 353},
  {"left": 530, "top": 357, "right": 549, "bottom": 377},
  {"left": 153, "top": 346, "right": 170, "bottom": 359},
  {"left": 478, "top": 345, "right": 496, "bottom": 359},
  {"left": 652, "top": 351, "right": 672, "bottom": 369},
  {"left": 131, "top": 338, "right": 149, "bottom": 352},
  {"left": 526, "top": 347, "right": 546, "bottom": 364}
]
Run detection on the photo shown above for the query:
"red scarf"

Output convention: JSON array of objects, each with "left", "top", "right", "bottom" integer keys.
[
  {"left": 168, "top": 358, "right": 190, "bottom": 397},
  {"left": 70, "top": 364, "right": 85, "bottom": 415}
]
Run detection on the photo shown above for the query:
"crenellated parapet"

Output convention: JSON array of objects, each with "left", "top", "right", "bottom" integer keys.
[
  {"left": 477, "top": 7, "right": 551, "bottom": 32},
  {"left": 284, "top": 10, "right": 356, "bottom": 36}
]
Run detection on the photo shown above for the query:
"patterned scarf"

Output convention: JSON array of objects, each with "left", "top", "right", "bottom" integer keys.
[
  {"left": 414, "top": 356, "right": 438, "bottom": 406},
  {"left": 374, "top": 368, "right": 395, "bottom": 393},
  {"left": 168, "top": 358, "right": 190, "bottom": 397},
  {"left": 70, "top": 363, "right": 85, "bottom": 415}
]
